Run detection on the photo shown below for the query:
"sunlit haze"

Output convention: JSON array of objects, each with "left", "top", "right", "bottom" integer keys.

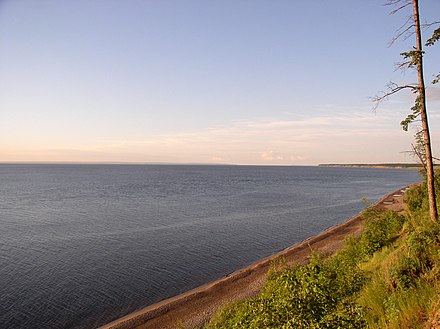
[{"left": 1, "top": 0, "right": 440, "bottom": 165}]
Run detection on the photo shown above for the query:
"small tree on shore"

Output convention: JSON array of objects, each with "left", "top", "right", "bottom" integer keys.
[{"left": 374, "top": 0, "right": 438, "bottom": 222}]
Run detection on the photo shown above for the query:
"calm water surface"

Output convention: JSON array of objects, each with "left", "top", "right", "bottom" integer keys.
[{"left": 0, "top": 164, "right": 420, "bottom": 328}]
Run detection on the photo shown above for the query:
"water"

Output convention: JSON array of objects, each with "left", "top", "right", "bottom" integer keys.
[{"left": 0, "top": 164, "right": 420, "bottom": 328}]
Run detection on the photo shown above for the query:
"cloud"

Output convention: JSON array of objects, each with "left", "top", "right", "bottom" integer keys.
[
  {"left": 3, "top": 110, "right": 439, "bottom": 165},
  {"left": 259, "top": 151, "right": 305, "bottom": 163},
  {"left": 260, "top": 151, "right": 283, "bottom": 161},
  {"left": 210, "top": 156, "right": 225, "bottom": 163},
  {"left": 140, "top": 112, "right": 438, "bottom": 164},
  {"left": 427, "top": 87, "right": 440, "bottom": 102}
]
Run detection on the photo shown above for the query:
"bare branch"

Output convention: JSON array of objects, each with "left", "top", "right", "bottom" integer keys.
[
  {"left": 384, "top": 0, "right": 411, "bottom": 8},
  {"left": 401, "top": 148, "right": 439, "bottom": 167},
  {"left": 382, "top": 0, "right": 438, "bottom": 220},
  {"left": 372, "top": 82, "right": 418, "bottom": 110},
  {"left": 421, "top": 21, "right": 440, "bottom": 29},
  {"left": 411, "top": 143, "right": 427, "bottom": 171},
  {"left": 385, "top": 2, "right": 439, "bottom": 47},
  {"left": 389, "top": 2, "right": 412, "bottom": 15},
  {"left": 395, "top": 59, "right": 411, "bottom": 71},
  {"left": 387, "top": 16, "right": 414, "bottom": 46}
]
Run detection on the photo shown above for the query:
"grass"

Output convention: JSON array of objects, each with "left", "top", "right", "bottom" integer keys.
[{"left": 205, "top": 180, "right": 440, "bottom": 329}]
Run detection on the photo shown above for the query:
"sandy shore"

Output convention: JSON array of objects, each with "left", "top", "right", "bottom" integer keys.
[{"left": 99, "top": 185, "right": 412, "bottom": 329}]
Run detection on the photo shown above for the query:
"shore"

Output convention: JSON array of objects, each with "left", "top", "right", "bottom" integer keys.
[
  {"left": 318, "top": 164, "right": 425, "bottom": 170},
  {"left": 100, "top": 186, "right": 412, "bottom": 329}
]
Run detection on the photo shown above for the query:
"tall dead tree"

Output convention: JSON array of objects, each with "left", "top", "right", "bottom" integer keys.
[{"left": 374, "top": 0, "right": 438, "bottom": 222}]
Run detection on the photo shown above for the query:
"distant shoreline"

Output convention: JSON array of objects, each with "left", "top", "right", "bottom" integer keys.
[
  {"left": 318, "top": 163, "right": 428, "bottom": 170},
  {"left": 0, "top": 162, "right": 428, "bottom": 169}
]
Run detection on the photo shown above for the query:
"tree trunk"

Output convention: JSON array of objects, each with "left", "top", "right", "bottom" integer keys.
[{"left": 413, "top": 0, "right": 438, "bottom": 221}]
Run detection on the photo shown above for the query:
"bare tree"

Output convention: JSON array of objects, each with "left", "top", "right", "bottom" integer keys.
[{"left": 374, "top": 0, "right": 438, "bottom": 222}]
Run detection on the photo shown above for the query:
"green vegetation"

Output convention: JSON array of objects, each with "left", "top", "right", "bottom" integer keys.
[{"left": 206, "top": 178, "right": 440, "bottom": 328}]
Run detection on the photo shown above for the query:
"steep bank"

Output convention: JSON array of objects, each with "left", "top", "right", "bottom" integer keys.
[
  {"left": 207, "top": 180, "right": 440, "bottom": 328},
  {"left": 100, "top": 186, "right": 412, "bottom": 329}
]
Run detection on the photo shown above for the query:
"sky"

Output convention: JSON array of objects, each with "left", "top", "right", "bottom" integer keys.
[{"left": 1, "top": 0, "right": 440, "bottom": 165}]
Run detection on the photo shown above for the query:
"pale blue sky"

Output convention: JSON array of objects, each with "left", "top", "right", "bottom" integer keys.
[{"left": 1, "top": 0, "right": 440, "bottom": 164}]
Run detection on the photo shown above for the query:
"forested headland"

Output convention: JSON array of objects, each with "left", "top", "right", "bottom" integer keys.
[{"left": 318, "top": 163, "right": 433, "bottom": 169}]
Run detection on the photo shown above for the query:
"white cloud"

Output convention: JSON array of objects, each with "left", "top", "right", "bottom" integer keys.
[
  {"left": 210, "top": 156, "right": 225, "bottom": 163},
  {"left": 3, "top": 110, "right": 439, "bottom": 164}
]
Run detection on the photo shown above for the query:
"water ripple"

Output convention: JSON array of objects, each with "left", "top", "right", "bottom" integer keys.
[{"left": 0, "top": 164, "right": 419, "bottom": 328}]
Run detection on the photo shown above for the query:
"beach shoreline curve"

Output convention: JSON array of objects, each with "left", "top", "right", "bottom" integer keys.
[{"left": 99, "top": 184, "right": 416, "bottom": 329}]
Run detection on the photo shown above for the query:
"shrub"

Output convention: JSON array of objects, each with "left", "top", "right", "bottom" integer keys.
[
  {"left": 208, "top": 251, "right": 366, "bottom": 328},
  {"left": 207, "top": 183, "right": 440, "bottom": 329},
  {"left": 359, "top": 210, "right": 405, "bottom": 256},
  {"left": 404, "top": 184, "right": 425, "bottom": 213}
]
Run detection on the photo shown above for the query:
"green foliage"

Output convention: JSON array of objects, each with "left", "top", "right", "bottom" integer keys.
[
  {"left": 404, "top": 185, "right": 425, "bottom": 212},
  {"left": 360, "top": 279, "right": 439, "bottom": 329},
  {"left": 359, "top": 210, "right": 405, "bottom": 256},
  {"left": 426, "top": 27, "right": 440, "bottom": 47},
  {"left": 389, "top": 253, "right": 425, "bottom": 289},
  {"left": 358, "top": 184, "right": 440, "bottom": 328},
  {"left": 404, "top": 171, "right": 440, "bottom": 215},
  {"left": 426, "top": 27, "right": 440, "bottom": 85},
  {"left": 208, "top": 210, "right": 404, "bottom": 329},
  {"left": 207, "top": 180, "right": 440, "bottom": 329},
  {"left": 400, "top": 95, "right": 421, "bottom": 131},
  {"left": 208, "top": 252, "right": 366, "bottom": 328},
  {"left": 400, "top": 50, "right": 424, "bottom": 69}
]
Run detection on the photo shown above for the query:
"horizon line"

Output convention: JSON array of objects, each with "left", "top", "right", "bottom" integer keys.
[{"left": 0, "top": 161, "right": 421, "bottom": 166}]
